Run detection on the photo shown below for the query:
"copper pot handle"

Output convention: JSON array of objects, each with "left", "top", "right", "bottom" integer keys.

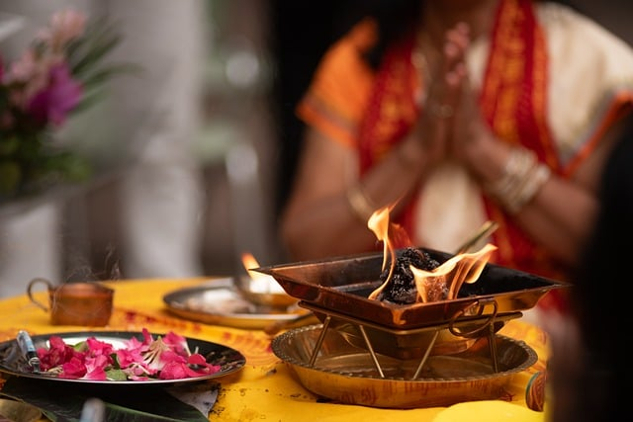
[{"left": 26, "top": 277, "right": 54, "bottom": 312}]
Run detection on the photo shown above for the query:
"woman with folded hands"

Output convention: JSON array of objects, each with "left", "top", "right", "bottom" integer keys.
[{"left": 279, "top": 0, "right": 633, "bottom": 308}]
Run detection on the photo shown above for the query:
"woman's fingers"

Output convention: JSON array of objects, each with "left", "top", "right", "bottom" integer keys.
[
  {"left": 416, "top": 22, "right": 472, "bottom": 163},
  {"left": 442, "top": 23, "right": 469, "bottom": 93}
]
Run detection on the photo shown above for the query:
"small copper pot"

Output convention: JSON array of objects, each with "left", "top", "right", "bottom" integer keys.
[{"left": 26, "top": 278, "right": 114, "bottom": 326}]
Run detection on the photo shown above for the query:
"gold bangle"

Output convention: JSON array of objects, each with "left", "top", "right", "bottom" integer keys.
[
  {"left": 486, "top": 147, "right": 537, "bottom": 200},
  {"left": 506, "top": 164, "right": 551, "bottom": 214},
  {"left": 346, "top": 183, "right": 377, "bottom": 223},
  {"left": 484, "top": 147, "right": 551, "bottom": 214}
]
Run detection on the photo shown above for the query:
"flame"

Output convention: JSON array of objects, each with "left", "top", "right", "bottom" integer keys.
[
  {"left": 364, "top": 206, "right": 497, "bottom": 303},
  {"left": 411, "top": 243, "right": 497, "bottom": 302},
  {"left": 368, "top": 205, "right": 395, "bottom": 274},
  {"left": 241, "top": 252, "right": 263, "bottom": 279},
  {"left": 367, "top": 204, "right": 414, "bottom": 300},
  {"left": 241, "top": 252, "right": 285, "bottom": 294}
]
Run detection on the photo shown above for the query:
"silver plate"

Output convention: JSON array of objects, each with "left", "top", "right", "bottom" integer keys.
[
  {"left": 163, "top": 278, "right": 313, "bottom": 330},
  {"left": 0, "top": 331, "right": 245, "bottom": 385}
]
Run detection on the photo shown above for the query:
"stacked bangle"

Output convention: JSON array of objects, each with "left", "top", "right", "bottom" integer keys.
[
  {"left": 486, "top": 147, "right": 552, "bottom": 214},
  {"left": 346, "top": 183, "right": 377, "bottom": 223}
]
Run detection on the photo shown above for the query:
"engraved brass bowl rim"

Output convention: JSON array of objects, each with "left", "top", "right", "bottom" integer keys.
[{"left": 272, "top": 324, "right": 538, "bottom": 408}]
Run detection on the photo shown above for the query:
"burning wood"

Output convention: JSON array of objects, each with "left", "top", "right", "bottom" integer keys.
[{"left": 366, "top": 206, "right": 497, "bottom": 304}]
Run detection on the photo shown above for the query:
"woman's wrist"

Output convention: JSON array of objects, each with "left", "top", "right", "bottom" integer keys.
[
  {"left": 458, "top": 130, "right": 511, "bottom": 185},
  {"left": 460, "top": 128, "right": 552, "bottom": 214},
  {"left": 483, "top": 147, "right": 552, "bottom": 214},
  {"left": 398, "top": 121, "right": 445, "bottom": 175}
]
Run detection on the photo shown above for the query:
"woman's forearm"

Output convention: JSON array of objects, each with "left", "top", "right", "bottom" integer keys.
[{"left": 280, "top": 128, "right": 438, "bottom": 261}]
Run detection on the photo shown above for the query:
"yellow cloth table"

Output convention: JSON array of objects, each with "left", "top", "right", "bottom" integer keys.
[{"left": 0, "top": 278, "right": 549, "bottom": 421}]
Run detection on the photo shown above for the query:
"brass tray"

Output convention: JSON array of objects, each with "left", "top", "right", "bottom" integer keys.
[
  {"left": 255, "top": 248, "right": 569, "bottom": 330},
  {"left": 272, "top": 325, "right": 537, "bottom": 409}
]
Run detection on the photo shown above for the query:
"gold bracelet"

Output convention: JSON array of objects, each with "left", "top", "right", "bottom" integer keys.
[
  {"left": 346, "top": 183, "right": 377, "bottom": 223},
  {"left": 486, "top": 147, "right": 536, "bottom": 200},
  {"left": 506, "top": 164, "right": 551, "bottom": 214},
  {"left": 485, "top": 147, "right": 551, "bottom": 214}
]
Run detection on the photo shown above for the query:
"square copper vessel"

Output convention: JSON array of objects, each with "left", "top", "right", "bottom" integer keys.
[{"left": 254, "top": 247, "right": 569, "bottom": 330}]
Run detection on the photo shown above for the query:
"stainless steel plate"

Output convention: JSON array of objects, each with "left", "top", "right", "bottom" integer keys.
[
  {"left": 272, "top": 324, "right": 537, "bottom": 409},
  {"left": 233, "top": 275, "right": 298, "bottom": 309},
  {"left": 163, "top": 278, "right": 313, "bottom": 330}
]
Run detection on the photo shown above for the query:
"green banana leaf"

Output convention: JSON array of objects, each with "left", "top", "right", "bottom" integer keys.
[{"left": 0, "top": 376, "right": 217, "bottom": 421}]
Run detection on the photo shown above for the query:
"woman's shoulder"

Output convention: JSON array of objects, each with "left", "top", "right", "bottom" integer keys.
[
  {"left": 538, "top": 2, "right": 633, "bottom": 165},
  {"left": 300, "top": 17, "right": 378, "bottom": 135},
  {"left": 314, "top": 17, "right": 378, "bottom": 83},
  {"left": 537, "top": 2, "right": 633, "bottom": 64}
]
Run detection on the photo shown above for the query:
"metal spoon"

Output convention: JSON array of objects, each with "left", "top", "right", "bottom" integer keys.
[{"left": 454, "top": 220, "right": 499, "bottom": 255}]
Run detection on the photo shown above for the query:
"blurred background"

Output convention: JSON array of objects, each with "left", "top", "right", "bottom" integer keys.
[{"left": 0, "top": 0, "right": 631, "bottom": 296}]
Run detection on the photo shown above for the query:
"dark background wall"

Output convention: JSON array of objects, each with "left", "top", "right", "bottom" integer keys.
[{"left": 268, "top": 1, "right": 364, "bottom": 215}]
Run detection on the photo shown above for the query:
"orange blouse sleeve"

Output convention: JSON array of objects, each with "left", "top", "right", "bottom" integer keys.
[{"left": 296, "top": 18, "right": 377, "bottom": 149}]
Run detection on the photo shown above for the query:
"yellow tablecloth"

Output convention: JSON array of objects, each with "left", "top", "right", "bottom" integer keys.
[{"left": 0, "top": 278, "right": 550, "bottom": 421}]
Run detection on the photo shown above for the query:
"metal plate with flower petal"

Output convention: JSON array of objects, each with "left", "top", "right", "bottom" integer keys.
[{"left": 0, "top": 331, "right": 245, "bottom": 386}]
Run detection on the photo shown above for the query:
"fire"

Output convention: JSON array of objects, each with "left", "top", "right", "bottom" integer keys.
[
  {"left": 366, "top": 205, "right": 497, "bottom": 303},
  {"left": 368, "top": 205, "right": 396, "bottom": 281},
  {"left": 241, "top": 252, "right": 263, "bottom": 279},
  {"left": 241, "top": 252, "right": 284, "bottom": 293},
  {"left": 411, "top": 243, "right": 497, "bottom": 303}
]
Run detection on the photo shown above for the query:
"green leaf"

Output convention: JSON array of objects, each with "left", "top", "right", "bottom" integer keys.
[
  {"left": 0, "top": 161, "right": 21, "bottom": 196},
  {"left": 72, "top": 90, "right": 108, "bottom": 113},
  {"left": 0, "top": 376, "right": 212, "bottom": 422},
  {"left": 106, "top": 369, "right": 127, "bottom": 381},
  {"left": 0, "top": 136, "right": 19, "bottom": 156},
  {"left": 69, "top": 21, "right": 123, "bottom": 77},
  {"left": 81, "top": 63, "right": 143, "bottom": 89},
  {"left": 72, "top": 341, "right": 88, "bottom": 352}
]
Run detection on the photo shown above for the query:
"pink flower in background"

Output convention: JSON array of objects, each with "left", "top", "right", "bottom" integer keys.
[
  {"left": 26, "top": 63, "right": 83, "bottom": 126},
  {"left": 37, "top": 9, "right": 87, "bottom": 52},
  {"left": 5, "top": 49, "right": 40, "bottom": 83},
  {"left": 0, "top": 7, "right": 128, "bottom": 197}
]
